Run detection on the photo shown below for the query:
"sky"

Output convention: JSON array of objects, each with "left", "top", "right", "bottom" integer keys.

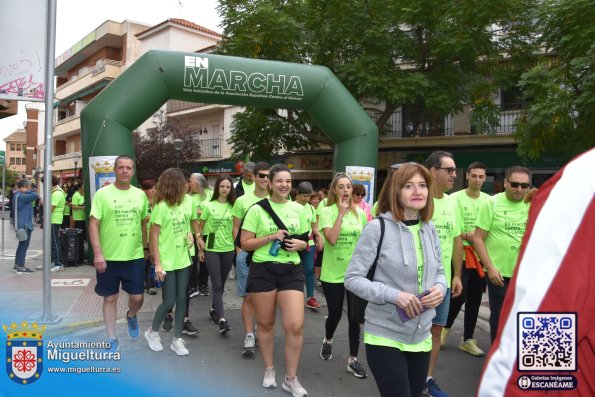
[{"left": 0, "top": 0, "right": 222, "bottom": 150}]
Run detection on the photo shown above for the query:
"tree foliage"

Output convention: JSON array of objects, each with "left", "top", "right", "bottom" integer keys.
[
  {"left": 216, "top": 0, "right": 538, "bottom": 159},
  {"left": 516, "top": 0, "right": 595, "bottom": 161},
  {"left": 132, "top": 111, "right": 201, "bottom": 181}
]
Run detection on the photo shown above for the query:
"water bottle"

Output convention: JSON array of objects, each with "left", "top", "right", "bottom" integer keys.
[{"left": 269, "top": 239, "right": 281, "bottom": 256}]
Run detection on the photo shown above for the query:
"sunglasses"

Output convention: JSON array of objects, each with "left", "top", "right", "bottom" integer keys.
[
  {"left": 508, "top": 181, "right": 530, "bottom": 189},
  {"left": 354, "top": 193, "right": 365, "bottom": 197},
  {"left": 257, "top": 173, "right": 269, "bottom": 179}
]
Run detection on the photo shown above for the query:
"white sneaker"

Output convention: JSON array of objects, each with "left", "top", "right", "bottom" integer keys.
[
  {"left": 282, "top": 376, "right": 308, "bottom": 397},
  {"left": 144, "top": 329, "right": 163, "bottom": 352},
  {"left": 228, "top": 267, "right": 236, "bottom": 280},
  {"left": 244, "top": 334, "right": 256, "bottom": 350},
  {"left": 50, "top": 264, "right": 64, "bottom": 272},
  {"left": 35, "top": 264, "right": 43, "bottom": 270},
  {"left": 170, "top": 337, "right": 189, "bottom": 356},
  {"left": 263, "top": 367, "right": 277, "bottom": 388}
]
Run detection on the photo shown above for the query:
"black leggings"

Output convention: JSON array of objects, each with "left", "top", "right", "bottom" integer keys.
[
  {"left": 366, "top": 344, "right": 430, "bottom": 397},
  {"left": 322, "top": 281, "right": 361, "bottom": 357},
  {"left": 445, "top": 264, "right": 486, "bottom": 340}
]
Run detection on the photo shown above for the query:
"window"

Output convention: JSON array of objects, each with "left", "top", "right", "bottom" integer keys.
[
  {"left": 9, "top": 157, "right": 15, "bottom": 165},
  {"left": 500, "top": 86, "right": 524, "bottom": 111},
  {"left": 10, "top": 144, "right": 15, "bottom": 151},
  {"left": 22, "top": 157, "right": 27, "bottom": 165},
  {"left": 16, "top": 158, "right": 21, "bottom": 165}
]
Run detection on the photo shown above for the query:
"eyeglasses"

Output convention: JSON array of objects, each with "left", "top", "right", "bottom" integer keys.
[
  {"left": 508, "top": 181, "right": 530, "bottom": 189},
  {"left": 437, "top": 167, "right": 456, "bottom": 175},
  {"left": 257, "top": 173, "right": 269, "bottom": 179},
  {"left": 354, "top": 193, "right": 365, "bottom": 197}
]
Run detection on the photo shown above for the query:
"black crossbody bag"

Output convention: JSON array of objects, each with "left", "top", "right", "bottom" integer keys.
[{"left": 346, "top": 217, "right": 385, "bottom": 324}]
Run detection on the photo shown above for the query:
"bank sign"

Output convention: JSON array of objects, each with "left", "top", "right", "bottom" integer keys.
[{"left": 183, "top": 56, "right": 305, "bottom": 102}]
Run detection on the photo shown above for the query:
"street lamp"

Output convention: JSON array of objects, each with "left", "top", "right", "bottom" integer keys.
[
  {"left": 73, "top": 156, "right": 80, "bottom": 180},
  {"left": 173, "top": 138, "right": 183, "bottom": 168}
]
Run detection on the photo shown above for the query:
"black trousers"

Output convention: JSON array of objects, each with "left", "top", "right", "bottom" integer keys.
[
  {"left": 322, "top": 281, "right": 361, "bottom": 357},
  {"left": 366, "top": 344, "right": 430, "bottom": 397},
  {"left": 487, "top": 277, "right": 511, "bottom": 342},
  {"left": 445, "top": 264, "right": 486, "bottom": 340}
]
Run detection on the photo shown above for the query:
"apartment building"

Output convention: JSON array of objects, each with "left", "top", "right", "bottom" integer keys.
[{"left": 3, "top": 129, "right": 27, "bottom": 177}]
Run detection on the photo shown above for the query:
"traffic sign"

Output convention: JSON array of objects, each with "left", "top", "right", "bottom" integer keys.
[{"left": 0, "top": 150, "right": 4, "bottom": 165}]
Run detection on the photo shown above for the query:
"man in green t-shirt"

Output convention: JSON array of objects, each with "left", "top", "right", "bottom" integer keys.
[
  {"left": 231, "top": 161, "right": 269, "bottom": 355},
  {"left": 443, "top": 162, "right": 491, "bottom": 357},
  {"left": 70, "top": 182, "right": 86, "bottom": 239},
  {"left": 424, "top": 151, "right": 464, "bottom": 397},
  {"left": 49, "top": 175, "right": 66, "bottom": 272},
  {"left": 89, "top": 155, "right": 149, "bottom": 353},
  {"left": 474, "top": 165, "right": 531, "bottom": 342}
]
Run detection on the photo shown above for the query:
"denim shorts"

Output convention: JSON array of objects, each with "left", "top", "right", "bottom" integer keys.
[
  {"left": 432, "top": 288, "right": 451, "bottom": 326},
  {"left": 95, "top": 257, "right": 145, "bottom": 297}
]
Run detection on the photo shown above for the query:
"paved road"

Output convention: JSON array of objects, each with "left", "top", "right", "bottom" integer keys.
[{"left": 0, "top": 223, "right": 490, "bottom": 396}]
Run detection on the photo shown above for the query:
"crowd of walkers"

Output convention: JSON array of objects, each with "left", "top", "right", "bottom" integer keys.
[{"left": 87, "top": 152, "right": 533, "bottom": 397}]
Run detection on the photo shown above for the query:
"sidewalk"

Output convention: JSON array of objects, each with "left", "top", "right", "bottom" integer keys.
[{"left": 1, "top": 221, "right": 491, "bottom": 396}]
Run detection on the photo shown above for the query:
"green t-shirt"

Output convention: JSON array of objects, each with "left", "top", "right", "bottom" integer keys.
[
  {"left": 182, "top": 195, "right": 198, "bottom": 256},
  {"left": 50, "top": 187, "right": 66, "bottom": 224},
  {"left": 451, "top": 190, "right": 491, "bottom": 247},
  {"left": 150, "top": 200, "right": 192, "bottom": 271},
  {"left": 190, "top": 190, "right": 213, "bottom": 213},
  {"left": 90, "top": 184, "right": 148, "bottom": 261},
  {"left": 476, "top": 192, "right": 530, "bottom": 277},
  {"left": 71, "top": 191, "right": 85, "bottom": 221},
  {"left": 319, "top": 205, "right": 367, "bottom": 283},
  {"left": 431, "top": 194, "right": 462, "bottom": 288},
  {"left": 231, "top": 192, "right": 267, "bottom": 221},
  {"left": 408, "top": 222, "right": 424, "bottom": 294},
  {"left": 242, "top": 179, "right": 255, "bottom": 195},
  {"left": 242, "top": 199, "right": 308, "bottom": 264},
  {"left": 200, "top": 200, "right": 234, "bottom": 252},
  {"left": 364, "top": 332, "right": 432, "bottom": 352}
]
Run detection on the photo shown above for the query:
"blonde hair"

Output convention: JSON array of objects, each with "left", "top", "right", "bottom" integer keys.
[
  {"left": 327, "top": 172, "right": 358, "bottom": 217},
  {"left": 154, "top": 168, "right": 187, "bottom": 207}
]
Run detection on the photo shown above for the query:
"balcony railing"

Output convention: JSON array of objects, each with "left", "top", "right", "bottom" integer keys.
[
  {"left": 166, "top": 100, "right": 207, "bottom": 114},
  {"left": 374, "top": 106, "right": 525, "bottom": 138},
  {"left": 374, "top": 110, "right": 454, "bottom": 138},
  {"left": 199, "top": 138, "right": 222, "bottom": 158}
]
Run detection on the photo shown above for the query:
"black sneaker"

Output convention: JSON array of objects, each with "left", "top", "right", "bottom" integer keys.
[
  {"left": 347, "top": 358, "right": 368, "bottom": 379},
  {"left": 199, "top": 285, "right": 210, "bottom": 296},
  {"left": 219, "top": 320, "right": 231, "bottom": 335},
  {"left": 161, "top": 314, "right": 173, "bottom": 332},
  {"left": 209, "top": 308, "right": 218, "bottom": 324},
  {"left": 188, "top": 287, "right": 199, "bottom": 299},
  {"left": 182, "top": 320, "right": 199, "bottom": 336},
  {"left": 320, "top": 339, "right": 332, "bottom": 360}
]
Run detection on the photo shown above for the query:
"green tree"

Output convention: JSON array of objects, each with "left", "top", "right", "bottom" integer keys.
[
  {"left": 132, "top": 111, "right": 201, "bottom": 181},
  {"left": 216, "top": 0, "right": 538, "bottom": 159},
  {"left": 516, "top": 0, "right": 595, "bottom": 162}
]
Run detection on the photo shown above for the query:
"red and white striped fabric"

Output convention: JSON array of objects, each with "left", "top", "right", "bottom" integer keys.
[{"left": 477, "top": 148, "right": 595, "bottom": 397}]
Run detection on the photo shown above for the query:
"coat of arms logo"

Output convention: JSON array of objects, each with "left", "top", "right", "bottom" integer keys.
[{"left": 3, "top": 321, "right": 46, "bottom": 385}]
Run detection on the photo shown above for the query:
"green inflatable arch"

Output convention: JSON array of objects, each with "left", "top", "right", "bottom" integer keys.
[{"left": 80, "top": 49, "right": 378, "bottom": 198}]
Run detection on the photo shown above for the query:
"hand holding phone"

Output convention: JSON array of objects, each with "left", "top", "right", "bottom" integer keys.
[{"left": 396, "top": 290, "right": 431, "bottom": 322}]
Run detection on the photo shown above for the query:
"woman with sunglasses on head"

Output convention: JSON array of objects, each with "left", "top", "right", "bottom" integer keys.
[
  {"left": 345, "top": 163, "right": 446, "bottom": 397},
  {"left": 352, "top": 184, "right": 373, "bottom": 221},
  {"left": 318, "top": 173, "right": 369, "bottom": 379},
  {"left": 197, "top": 174, "right": 236, "bottom": 335},
  {"left": 240, "top": 164, "right": 310, "bottom": 396}
]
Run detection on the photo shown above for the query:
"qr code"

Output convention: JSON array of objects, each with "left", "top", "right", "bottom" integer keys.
[{"left": 518, "top": 312, "right": 576, "bottom": 371}]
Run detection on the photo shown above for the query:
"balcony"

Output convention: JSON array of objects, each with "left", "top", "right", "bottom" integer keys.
[
  {"left": 55, "top": 59, "right": 122, "bottom": 101},
  {"left": 54, "top": 113, "right": 81, "bottom": 139},
  {"left": 166, "top": 100, "right": 207, "bottom": 114},
  {"left": 199, "top": 138, "right": 222, "bottom": 159},
  {"left": 53, "top": 152, "right": 82, "bottom": 173}
]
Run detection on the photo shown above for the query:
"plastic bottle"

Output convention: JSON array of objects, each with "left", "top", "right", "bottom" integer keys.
[{"left": 269, "top": 239, "right": 281, "bottom": 256}]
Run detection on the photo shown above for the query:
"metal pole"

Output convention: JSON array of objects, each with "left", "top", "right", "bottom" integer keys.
[
  {"left": 1, "top": 164, "right": 5, "bottom": 253},
  {"left": 40, "top": 0, "right": 60, "bottom": 324}
]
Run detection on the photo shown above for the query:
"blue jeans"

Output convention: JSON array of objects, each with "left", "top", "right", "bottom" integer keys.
[
  {"left": 51, "top": 224, "right": 62, "bottom": 265},
  {"left": 299, "top": 247, "right": 315, "bottom": 298},
  {"left": 15, "top": 229, "right": 32, "bottom": 267}
]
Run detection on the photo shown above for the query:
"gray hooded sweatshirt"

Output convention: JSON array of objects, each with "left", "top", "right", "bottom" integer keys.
[{"left": 344, "top": 212, "right": 447, "bottom": 345}]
